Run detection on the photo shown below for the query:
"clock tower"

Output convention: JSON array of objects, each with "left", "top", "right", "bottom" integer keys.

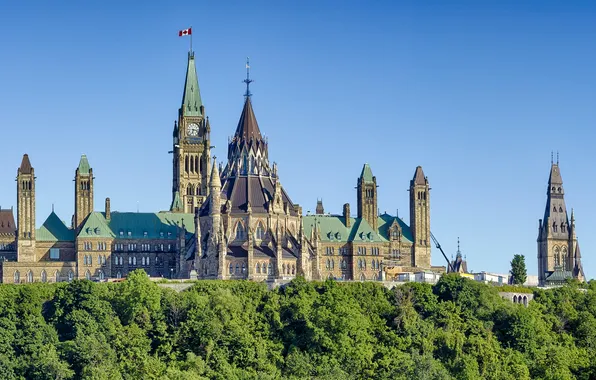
[{"left": 171, "top": 51, "right": 211, "bottom": 213}]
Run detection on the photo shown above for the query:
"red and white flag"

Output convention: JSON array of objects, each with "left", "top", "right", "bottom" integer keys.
[{"left": 178, "top": 27, "right": 192, "bottom": 37}]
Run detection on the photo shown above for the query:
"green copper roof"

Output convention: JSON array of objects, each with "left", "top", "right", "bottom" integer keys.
[
  {"left": 78, "top": 211, "right": 195, "bottom": 239},
  {"left": 37, "top": 212, "right": 74, "bottom": 242},
  {"left": 350, "top": 218, "right": 385, "bottom": 243},
  {"left": 77, "top": 155, "right": 90, "bottom": 175},
  {"left": 170, "top": 191, "right": 183, "bottom": 212},
  {"left": 303, "top": 213, "right": 412, "bottom": 244},
  {"left": 181, "top": 52, "right": 203, "bottom": 117},
  {"left": 360, "top": 164, "right": 374, "bottom": 183},
  {"left": 378, "top": 213, "right": 413, "bottom": 243}
]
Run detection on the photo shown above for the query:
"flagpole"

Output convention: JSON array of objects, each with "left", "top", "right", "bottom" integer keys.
[{"left": 190, "top": 25, "right": 193, "bottom": 53}]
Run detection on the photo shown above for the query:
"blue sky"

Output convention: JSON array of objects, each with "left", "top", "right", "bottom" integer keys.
[{"left": 0, "top": 1, "right": 595, "bottom": 276}]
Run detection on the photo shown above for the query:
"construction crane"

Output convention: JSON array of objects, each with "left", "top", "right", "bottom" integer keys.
[{"left": 431, "top": 232, "right": 454, "bottom": 273}]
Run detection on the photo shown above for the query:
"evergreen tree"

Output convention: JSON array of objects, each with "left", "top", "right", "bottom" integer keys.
[{"left": 510, "top": 254, "right": 528, "bottom": 285}]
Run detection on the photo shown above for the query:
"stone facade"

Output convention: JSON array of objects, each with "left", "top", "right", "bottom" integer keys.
[
  {"left": 0, "top": 51, "right": 436, "bottom": 284},
  {"left": 537, "top": 162, "right": 585, "bottom": 286}
]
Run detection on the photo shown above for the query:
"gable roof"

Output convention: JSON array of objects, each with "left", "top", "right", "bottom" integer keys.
[
  {"left": 0, "top": 209, "right": 16, "bottom": 235},
  {"left": 37, "top": 212, "right": 74, "bottom": 242},
  {"left": 303, "top": 213, "right": 413, "bottom": 244},
  {"left": 78, "top": 211, "right": 195, "bottom": 239}
]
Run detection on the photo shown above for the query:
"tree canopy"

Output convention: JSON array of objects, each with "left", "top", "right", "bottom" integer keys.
[
  {"left": 0, "top": 270, "right": 594, "bottom": 379},
  {"left": 510, "top": 254, "right": 528, "bottom": 285}
]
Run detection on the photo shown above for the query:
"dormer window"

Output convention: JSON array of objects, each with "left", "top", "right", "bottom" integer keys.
[
  {"left": 160, "top": 232, "right": 164, "bottom": 238},
  {"left": 143, "top": 231, "right": 148, "bottom": 237},
  {"left": 119, "top": 230, "right": 124, "bottom": 237},
  {"left": 127, "top": 231, "right": 132, "bottom": 237}
]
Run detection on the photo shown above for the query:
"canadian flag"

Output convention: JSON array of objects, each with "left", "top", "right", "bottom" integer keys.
[{"left": 178, "top": 28, "right": 192, "bottom": 37}]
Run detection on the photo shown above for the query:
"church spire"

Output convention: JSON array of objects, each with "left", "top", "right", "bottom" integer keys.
[{"left": 180, "top": 52, "right": 203, "bottom": 117}]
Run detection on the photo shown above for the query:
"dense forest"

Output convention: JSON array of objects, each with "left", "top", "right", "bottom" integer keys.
[{"left": 0, "top": 271, "right": 595, "bottom": 380}]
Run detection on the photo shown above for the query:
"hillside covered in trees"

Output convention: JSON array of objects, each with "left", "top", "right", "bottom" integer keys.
[{"left": 0, "top": 271, "right": 595, "bottom": 380}]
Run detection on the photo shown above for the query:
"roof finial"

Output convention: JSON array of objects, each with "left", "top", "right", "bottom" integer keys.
[
  {"left": 456, "top": 237, "right": 461, "bottom": 257},
  {"left": 243, "top": 57, "right": 253, "bottom": 98},
  {"left": 551, "top": 151, "right": 553, "bottom": 165},
  {"left": 557, "top": 151, "right": 559, "bottom": 165},
  {"left": 52, "top": 203, "right": 54, "bottom": 212}
]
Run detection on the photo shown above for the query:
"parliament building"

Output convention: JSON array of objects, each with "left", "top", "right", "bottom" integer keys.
[{"left": 0, "top": 51, "right": 585, "bottom": 285}]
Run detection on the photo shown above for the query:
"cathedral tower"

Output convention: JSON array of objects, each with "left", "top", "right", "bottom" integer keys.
[
  {"left": 172, "top": 52, "right": 211, "bottom": 213},
  {"left": 537, "top": 160, "right": 584, "bottom": 285},
  {"left": 357, "top": 164, "right": 378, "bottom": 230},
  {"left": 74, "top": 154, "right": 93, "bottom": 232},
  {"left": 409, "top": 166, "right": 430, "bottom": 267},
  {"left": 16, "top": 154, "right": 36, "bottom": 262}
]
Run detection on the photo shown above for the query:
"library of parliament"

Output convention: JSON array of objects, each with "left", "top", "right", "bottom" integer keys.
[{"left": 0, "top": 52, "right": 585, "bottom": 286}]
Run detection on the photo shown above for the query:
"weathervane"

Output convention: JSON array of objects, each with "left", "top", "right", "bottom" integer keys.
[{"left": 243, "top": 57, "right": 253, "bottom": 98}]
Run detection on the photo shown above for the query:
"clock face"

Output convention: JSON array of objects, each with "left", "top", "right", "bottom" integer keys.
[{"left": 187, "top": 123, "right": 199, "bottom": 137}]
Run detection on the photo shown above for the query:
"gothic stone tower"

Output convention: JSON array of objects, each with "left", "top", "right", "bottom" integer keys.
[
  {"left": 172, "top": 52, "right": 211, "bottom": 213},
  {"left": 74, "top": 155, "right": 93, "bottom": 232},
  {"left": 357, "top": 164, "right": 378, "bottom": 230},
  {"left": 537, "top": 161, "right": 584, "bottom": 285},
  {"left": 16, "top": 154, "right": 36, "bottom": 262},
  {"left": 409, "top": 166, "right": 431, "bottom": 268},
  {"left": 195, "top": 68, "right": 304, "bottom": 281}
]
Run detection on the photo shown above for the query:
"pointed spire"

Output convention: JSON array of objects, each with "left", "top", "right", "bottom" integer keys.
[
  {"left": 77, "top": 154, "right": 90, "bottom": 175},
  {"left": 181, "top": 52, "right": 203, "bottom": 117},
  {"left": 234, "top": 97, "right": 263, "bottom": 143},
  {"left": 360, "top": 164, "right": 374, "bottom": 183},
  {"left": 243, "top": 57, "right": 253, "bottom": 98},
  {"left": 456, "top": 237, "right": 462, "bottom": 258},
  {"left": 19, "top": 154, "right": 32, "bottom": 174},
  {"left": 412, "top": 166, "right": 427, "bottom": 186},
  {"left": 210, "top": 157, "right": 221, "bottom": 188},
  {"left": 548, "top": 161, "right": 563, "bottom": 186}
]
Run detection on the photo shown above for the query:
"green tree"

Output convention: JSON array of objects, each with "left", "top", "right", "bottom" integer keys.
[{"left": 510, "top": 254, "right": 527, "bottom": 285}]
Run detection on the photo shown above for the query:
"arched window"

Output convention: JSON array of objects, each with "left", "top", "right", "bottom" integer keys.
[
  {"left": 119, "top": 257, "right": 123, "bottom": 265},
  {"left": 99, "top": 271, "right": 105, "bottom": 280},
  {"left": 83, "top": 255, "right": 88, "bottom": 265},
  {"left": 553, "top": 222, "right": 557, "bottom": 232},
  {"left": 185, "top": 155, "right": 189, "bottom": 173},
  {"left": 116, "top": 271, "right": 121, "bottom": 279},
  {"left": 268, "top": 263, "right": 273, "bottom": 275},
  {"left": 228, "top": 263, "right": 233, "bottom": 274},
  {"left": 562, "top": 247, "right": 568, "bottom": 270},
  {"left": 256, "top": 223, "right": 265, "bottom": 240},
  {"left": 561, "top": 223, "right": 566, "bottom": 233},
  {"left": 85, "top": 270, "right": 90, "bottom": 280},
  {"left": 242, "top": 263, "right": 246, "bottom": 274},
  {"left": 187, "top": 185, "right": 193, "bottom": 196},
  {"left": 235, "top": 223, "right": 246, "bottom": 240},
  {"left": 256, "top": 263, "right": 261, "bottom": 274},
  {"left": 55, "top": 271, "right": 60, "bottom": 283},
  {"left": 68, "top": 271, "right": 74, "bottom": 282},
  {"left": 282, "top": 263, "right": 286, "bottom": 274},
  {"left": 14, "top": 271, "right": 20, "bottom": 283},
  {"left": 235, "top": 264, "right": 240, "bottom": 274},
  {"left": 292, "top": 265, "right": 295, "bottom": 275},
  {"left": 523, "top": 296, "right": 528, "bottom": 306},
  {"left": 326, "top": 259, "right": 330, "bottom": 270},
  {"left": 262, "top": 263, "right": 267, "bottom": 274},
  {"left": 553, "top": 206, "right": 557, "bottom": 212},
  {"left": 89, "top": 256, "right": 92, "bottom": 265},
  {"left": 360, "top": 273, "right": 366, "bottom": 281},
  {"left": 331, "top": 259, "right": 335, "bottom": 270},
  {"left": 195, "top": 156, "right": 199, "bottom": 174},
  {"left": 554, "top": 247, "right": 561, "bottom": 266},
  {"left": 27, "top": 271, "right": 33, "bottom": 283},
  {"left": 559, "top": 207, "right": 563, "bottom": 213},
  {"left": 41, "top": 270, "right": 47, "bottom": 283}
]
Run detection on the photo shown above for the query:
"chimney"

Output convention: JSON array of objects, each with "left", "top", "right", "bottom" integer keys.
[
  {"left": 343, "top": 203, "right": 351, "bottom": 228},
  {"left": 105, "top": 198, "right": 111, "bottom": 221}
]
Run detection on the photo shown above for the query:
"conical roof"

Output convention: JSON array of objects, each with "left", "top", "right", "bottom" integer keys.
[
  {"left": 548, "top": 163, "right": 563, "bottom": 186},
  {"left": 360, "top": 164, "right": 374, "bottom": 183},
  {"left": 210, "top": 158, "right": 221, "bottom": 188},
  {"left": 77, "top": 154, "right": 91, "bottom": 175},
  {"left": 412, "top": 166, "right": 426, "bottom": 186},
  {"left": 234, "top": 97, "right": 262, "bottom": 143},
  {"left": 19, "top": 154, "right": 32, "bottom": 174}
]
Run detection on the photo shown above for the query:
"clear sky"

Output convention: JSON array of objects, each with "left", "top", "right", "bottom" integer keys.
[{"left": 0, "top": 1, "right": 595, "bottom": 276}]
